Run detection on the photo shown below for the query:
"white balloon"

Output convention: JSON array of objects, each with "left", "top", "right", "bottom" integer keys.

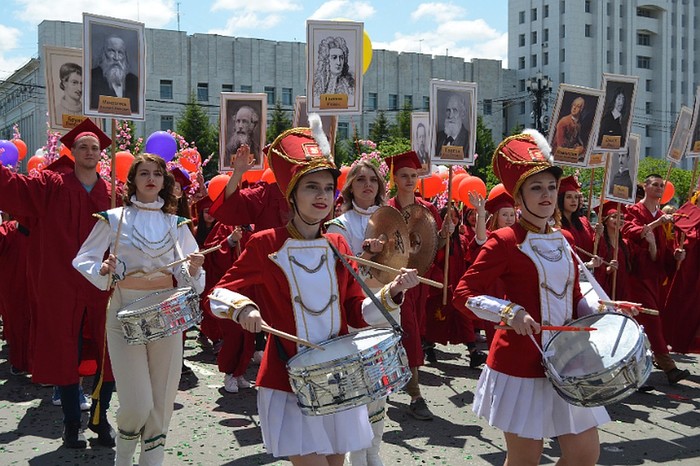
[{"left": 34, "top": 148, "right": 45, "bottom": 157}]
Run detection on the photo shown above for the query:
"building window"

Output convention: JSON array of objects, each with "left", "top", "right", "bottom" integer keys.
[
  {"left": 585, "top": 24, "right": 592, "bottom": 37},
  {"left": 645, "top": 102, "right": 652, "bottom": 114},
  {"left": 637, "top": 56, "right": 651, "bottom": 69},
  {"left": 606, "top": 51, "right": 611, "bottom": 64},
  {"left": 519, "top": 11, "right": 525, "bottom": 24},
  {"left": 531, "top": 8, "right": 537, "bottom": 21},
  {"left": 368, "top": 92, "right": 378, "bottom": 110},
  {"left": 197, "top": 83, "right": 208, "bottom": 101},
  {"left": 531, "top": 31, "right": 538, "bottom": 44},
  {"left": 561, "top": 1, "right": 565, "bottom": 14},
  {"left": 561, "top": 24, "right": 565, "bottom": 38},
  {"left": 519, "top": 101, "right": 526, "bottom": 114},
  {"left": 337, "top": 122, "right": 349, "bottom": 140},
  {"left": 423, "top": 96, "right": 430, "bottom": 111},
  {"left": 619, "top": 52, "right": 625, "bottom": 66},
  {"left": 619, "top": 4, "right": 624, "bottom": 17},
  {"left": 607, "top": 27, "right": 611, "bottom": 40},
  {"left": 607, "top": 2, "right": 612, "bottom": 16},
  {"left": 585, "top": 1, "right": 591, "bottom": 13},
  {"left": 519, "top": 34, "right": 526, "bottom": 47},
  {"left": 264, "top": 86, "right": 275, "bottom": 105},
  {"left": 646, "top": 79, "right": 652, "bottom": 92},
  {"left": 240, "top": 85, "right": 252, "bottom": 93},
  {"left": 544, "top": 28, "right": 549, "bottom": 42},
  {"left": 645, "top": 146, "right": 652, "bottom": 157},
  {"left": 518, "top": 56, "right": 525, "bottom": 69},
  {"left": 404, "top": 95, "right": 413, "bottom": 108},
  {"left": 160, "top": 80, "right": 173, "bottom": 100},
  {"left": 282, "top": 87, "right": 293, "bottom": 106},
  {"left": 222, "top": 84, "right": 233, "bottom": 93},
  {"left": 645, "top": 125, "right": 651, "bottom": 137},
  {"left": 160, "top": 115, "right": 173, "bottom": 131},
  {"left": 637, "top": 7, "right": 652, "bottom": 18},
  {"left": 483, "top": 99, "right": 492, "bottom": 115},
  {"left": 388, "top": 94, "right": 398, "bottom": 110},
  {"left": 560, "top": 72, "right": 565, "bottom": 83},
  {"left": 519, "top": 79, "right": 526, "bottom": 92},
  {"left": 619, "top": 28, "right": 624, "bottom": 41},
  {"left": 544, "top": 5, "right": 549, "bottom": 17},
  {"left": 560, "top": 48, "right": 565, "bottom": 62},
  {"left": 637, "top": 33, "right": 651, "bottom": 46},
  {"left": 531, "top": 54, "right": 537, "bottom": 67},
  {"left": 543, "top": 52, "right": 549, "bottom": 65}
]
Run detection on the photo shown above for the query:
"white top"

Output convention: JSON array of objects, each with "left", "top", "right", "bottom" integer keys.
[
  {"left": 73, "top": 196, "right": 205, "bottom": 293},
  {"left": 326, "top": 202, "right": 380, "bottom": 255}
]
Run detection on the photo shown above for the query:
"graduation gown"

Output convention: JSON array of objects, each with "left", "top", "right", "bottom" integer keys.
[{"left": 210, "top": 181, "right": 290, "bottom": 230}]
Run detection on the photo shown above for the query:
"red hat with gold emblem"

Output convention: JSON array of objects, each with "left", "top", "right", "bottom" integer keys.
[
  {"left": 384, "top": 150, "right": 422, "bottom": 174},
  {"left": 492, "top": 129, "right": 563, "bottom": 197},
  {"left": 59, "top": 118, "right": 112, "bottom": 151},
  {"left": 266, "top": 114, "right": 339, "bottom": 200},
  {"left": 558, "top": 175, "right": 581, "bottom": 194}
]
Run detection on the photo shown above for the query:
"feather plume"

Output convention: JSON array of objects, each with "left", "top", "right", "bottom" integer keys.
[{"left": 308, "top": 113, "right": 332, "bottom": 160}]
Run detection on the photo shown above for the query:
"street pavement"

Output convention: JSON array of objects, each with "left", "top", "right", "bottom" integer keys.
[{"left": 0, "top": 333, "right": 698, "bottom": 465}]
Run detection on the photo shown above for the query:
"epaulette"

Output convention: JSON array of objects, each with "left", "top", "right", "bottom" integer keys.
[
  {"left": 325, "top": 218, "right": 347, "bottom": 231},
  {"left": 177, "top": 216, "right": 192, "bottom": 227},
  {"left": 93, "top": 211, "right": 110, "bottom": 224}
]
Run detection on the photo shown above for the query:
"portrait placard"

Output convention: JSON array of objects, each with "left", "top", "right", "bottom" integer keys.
[
  {"left": 411, "top": 112, "right": 430, "bottom": 177},
  {"left": 605, "top": 133, "right": 640, "bottom": 205},
  {"left": 594, "top": 74, "right": 638, "bottom": 153},
  {"left": 665, "top": 106, "right": 693, "bottom": 164},
  {"left": 219, "top": 93, "right": 267, "bottom": 172},
  {"left": 293, "top": 96, "right": 338, "bottom": 155},
  {"left": 306, "top": 20, "right": 363, "bottom": 115},
  {"left": 44, "top": 46, "right": 91, "bottom": 132},
  {"left": 429, "top": 79, "right": 477, "bottom": 166},
  {"left": 686, "top": 86, "right": 700, "bottom": 157},
  {"left": 83, "top": 13, "right": 146, "bottom": 121},
  {"left": 587, "top": 152, "right": 607, "bottom": 168},
  {"left": 548, "top": 84, "right": 604, "bottom": 168}
]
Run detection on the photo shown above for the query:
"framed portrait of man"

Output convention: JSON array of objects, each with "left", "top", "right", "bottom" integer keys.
[
  {"left": 686, "top": 86, "right": 700, "bottom": 157},
  {"left": 429, "top": 79, "right": 477, "bottom": 166},
  {"left": 605, "top": 133, "right": 640, "bottom": 204},
  {"left": 219, "top": 93, "right": 267, "bottom": 172},
  {"left": 293, "top": 96, "right": 338, "bottom": 155},
  {"left": 411, "top": 112, "right": 430, "bottom": 176},
  {"left": 44, "top": 46, "right": 89, "bottom": 132},
  {"left": 306, "top": 20, "right": 363, "bottom": 115},
  {"left": 548, "top": 84, "right": 604, "bottom": 168},
  {"left": 594, "top": 74, "right": 638, "bottom": 152},
  {"left": 666, "top": 105, "right": 693, "bottom": 164},
  {"left": 83, "top": 13, "right": 145, "bottom": 121}
]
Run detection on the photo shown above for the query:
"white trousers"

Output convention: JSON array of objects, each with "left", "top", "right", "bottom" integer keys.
[
  {"left": 108, "top": 287, "right": 183, "bottom": 466},
  {"left": 347, "top": 398, "right": 386, "bottom": 466}
]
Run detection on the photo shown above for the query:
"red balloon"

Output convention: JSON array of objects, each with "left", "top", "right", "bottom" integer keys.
[
  {"left": 261, "top": 168, "right": 276, "bottom": 184},
  {"left": 661, "top": 180, "right": 675, "bottom": 204},
  {"left": 450, "top": 173, "right": 468, "bottom": 195},
  {"left": 179, "top": 148, "right": 201, "bottom": 172},
  {"left": 208, "top": 174, "right": 231, "bottom": 201},
  {"left": 336, "top": 166, "right": 351, "bottom": 190},
  {"left": 242, "top": 169, "right": 264, "bottom": 184},
  {"left": 421, "top": 173, "right": 444, "bottom": 199},
  {"left": 114, "top": 151, "right": 135, "bottom": 183},
  {"left": 12, "top": 139, "right": 28, "bottom": 161},
  {"left": 60, "top": 144, "right": 74, "bottom": 161},
  {"left": 459, "top": 176, "right": 487, "bottom": 208},
  {"left": 27, "top": 154, "right": 46, "bottom": 172},
  {"left": 487, "top": 183, "right": 508, "bottom": 201}
]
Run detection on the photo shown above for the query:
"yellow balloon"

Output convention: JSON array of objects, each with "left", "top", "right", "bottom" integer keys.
[{"left": 363, "top": 30, "right": 373, "bottom": 74}]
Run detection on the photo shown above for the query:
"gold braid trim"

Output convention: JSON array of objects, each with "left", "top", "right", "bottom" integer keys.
[
  {"left": 499, "top": 302, "right": 519, "bottom": 325},
  {"left": 380, "top": 284, "right": 401, "bottom": 311}
]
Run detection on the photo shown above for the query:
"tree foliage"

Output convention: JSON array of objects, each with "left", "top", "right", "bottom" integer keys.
[
  {"left": 369, "top": 110, "right": 392, "bottom": 143},
  {"left": 266, "top": 100, "right": 292, "bottom": 144},
  {"left": 472, "top": 116, "right": 498, "bottom": 189},
  {"left": 391, "top": 102, "right": 412, "bottom": 140},
  {"left": 176, "top": 93, "right": 219, "bottom": 179}
]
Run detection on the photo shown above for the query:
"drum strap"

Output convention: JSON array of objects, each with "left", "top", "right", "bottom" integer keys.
[{"left": 325, "top": 239, "right": 403, "bottom": 335}]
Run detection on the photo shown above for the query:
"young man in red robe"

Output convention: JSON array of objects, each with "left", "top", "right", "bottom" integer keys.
[{"left": 0, "top": 119, "right": 118, "bottom": 448}]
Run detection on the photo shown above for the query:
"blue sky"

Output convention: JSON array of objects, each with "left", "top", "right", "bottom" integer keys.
[{"left": 0, "top": 1, "right": 509, "bottom": 79}]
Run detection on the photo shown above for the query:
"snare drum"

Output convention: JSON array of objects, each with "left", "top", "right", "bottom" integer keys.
[
  {"left": 116, "top": 287, "right": 201, "bottom": 345},
  {"left": 542, "top": 312, "right": 652, "bottom": 407},
  {"left": 287, "top": 328, "right": 410, "bottom": 416}
]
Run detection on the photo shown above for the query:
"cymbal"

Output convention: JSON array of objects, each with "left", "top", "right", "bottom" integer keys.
[
  {"left": 402, "top": 204, "right": 439, "bottom": 275},
  {"left": 364, "top": 206, "right": 410, "bottom": 284}
]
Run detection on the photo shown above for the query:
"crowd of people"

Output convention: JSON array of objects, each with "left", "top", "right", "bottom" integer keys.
[{"left": 0, "top": 118, "right": 698, "bottom": 466}]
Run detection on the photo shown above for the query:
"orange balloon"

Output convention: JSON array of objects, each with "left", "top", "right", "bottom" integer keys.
[
  {"left": 450, "top": 173, "right": 468, "bottom": 194},
  {"left": 261, "top": 168, "right": 276, "bottom": 184},
  {"left": 421, "top": 173, "right": 444, "bottom": 199},
  {"left": 208, "top": 174, "right": 231, "bottom": 201},
  {"left": 27, "top": 154, "right": 46, "bottom": 172},
  {"left": 242, "top": 169, "right": 264, "bottom": 184},
  {"left": 114, "top": 151, "right": 135, "bottom": 183},
  {"left": 487, "top": 183, "right": 508, "bottom": 201},
  {"left": 459, "top": 176, "right": 487, "bottom": 208},
  {"left": 60, "top": 144, "right": 74, "bottom": 161},
  {"left": 661, "top": 180, "right": 675, "bottom": 204},
  {"left": 179, "top": 148, "right": 201, "bottom": 172},
  {"left": 336, "top": 166, "right": 351, "bottom": 190},
  {"left": 12, "top": 139, "right": 28, "bottom": 161}
]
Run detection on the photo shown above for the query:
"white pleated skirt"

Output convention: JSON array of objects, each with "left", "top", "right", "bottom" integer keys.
[
  {"left": 257, "top": 387, "right": 374, "bottom": 458},
  {"left": 473, "top": 367, "right": 610, "bottom": 440}
]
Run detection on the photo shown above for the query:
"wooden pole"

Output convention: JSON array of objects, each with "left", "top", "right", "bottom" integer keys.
[
  {"left": 442, "top": 166, "right": 453, "bottom": 305},
  {"left": 688, "top": 158, "right": 699, "bottom": 199},
  {"left": 587, "top": 168, "right": 596, "bottom": 221},
  {"left": 593, "top": 154, "right": 612, "bottom": 257},
  {"left": 611, "top": 202, "right": 621, "bottom": 300},
  {"left": 110, "top": 119, "right": 118, "bottom": 208}
]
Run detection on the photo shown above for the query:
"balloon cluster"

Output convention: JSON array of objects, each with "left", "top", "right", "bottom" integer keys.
[{"left": 0, "top": 139, "right": 28, "bottom": 167}]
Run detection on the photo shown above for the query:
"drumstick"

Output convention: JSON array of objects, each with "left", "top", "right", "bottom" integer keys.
[
  {"left": 598, "top": 299, "right": 660, "bottom": 316},
  {"left": 261, "top": 324, "right": 325, "bottom": 351},
  {"left": 144, "top": 244, "right": 223, "bottom": 278},
  {"left": 574, "top": 246, "right": 613, "bottom": 267},
  {"left": 495, "top": 325, "right": 597, "bottom": 332},
  {"left": 342, "top": 254, "right": 444, "bottom": 289}
]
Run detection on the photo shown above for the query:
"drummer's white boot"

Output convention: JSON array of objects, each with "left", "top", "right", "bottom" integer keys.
[
  {"left": 366, "top": 419, "right": 385, "bottom": 466},
  {"left": 114, "top": 435, "right": 138, "bottom": 466},
  {"left": 138, "top": 444, "right": 165, "bottom": 466}
]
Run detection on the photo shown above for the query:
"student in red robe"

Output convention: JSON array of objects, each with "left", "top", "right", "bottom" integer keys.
[
  {"left": 0, "top": 119, "right": 117, "bottom": 448},
  {"left": 558, "top": 175, "right": 601, "bottom": 258}
]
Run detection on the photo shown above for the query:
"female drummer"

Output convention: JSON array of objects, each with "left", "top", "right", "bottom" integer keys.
[
  {"left": 326, "top": 159, "right": 389, "bottom": 466},
  {"left": 209, "top": 122, "right": 419, "bottom": 466},
  {"left": 73, "top": 154, "right": 204, "bottom": 466},
  {"left": 453, "top": 130, "right": 610, "bottom": 466}
]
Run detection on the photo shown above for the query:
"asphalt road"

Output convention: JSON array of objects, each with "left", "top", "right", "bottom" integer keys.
[{"left": 0, "top": 333, "right": 698, "bottom": 465}]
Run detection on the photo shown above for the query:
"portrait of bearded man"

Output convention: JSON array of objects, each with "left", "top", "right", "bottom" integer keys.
[
  {"left": 223, "top": 105, "right": 261, "bottom": 168},
  {"left": 89, "top": 35, "right": 139, "bottom": 113},
  {"left": 435, "top": 92, "right": 470, "bottom": 159}
]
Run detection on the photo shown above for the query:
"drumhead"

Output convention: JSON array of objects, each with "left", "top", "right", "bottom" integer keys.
[
  {"left": 288, "top": 328, "right": 397, "bottom": 368},
  {"left": 119, "top": 287, "right": 192, "bottom": 314},
  {"left": 544, "top": 313, "right": 641, "bottom": 377}
]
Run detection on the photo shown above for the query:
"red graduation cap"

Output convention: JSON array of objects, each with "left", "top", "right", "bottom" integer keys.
[
  {"left": 485, "top": 191, "right": 515, "bottom": 215},
  {"left": 558, "top": 175, "right": 581, "bottom": 194},
  {"left": 59, "top": 118, "right": 112, "bottom": 151},
  {"left": 384, "top": 150, "right": 422, "bottom": 174},
  {"left": 44, "top": 155, "right": 75, "bottom": 174}
]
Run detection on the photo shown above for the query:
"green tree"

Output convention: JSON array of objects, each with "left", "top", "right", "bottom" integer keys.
[
  {"left": 391, "top": 102, "right": 412, "bottom": 139},
  {"left": 369, "top": 111, "right": 392, "bottom": 143},
  {"left": 266, "top": 100, "right": 292, "bottom": 143},
  {"left": 377, "top": 136, "right": 411, "bottom": 158},
  {"left": 472, "top": 116, "right": 498, "bottom": 188},
  {"left": 176, "top": 93, "right": 219, "bottom": 179}
]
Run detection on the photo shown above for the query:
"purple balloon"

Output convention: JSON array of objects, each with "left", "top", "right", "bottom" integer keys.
[
  {"left": 145, "top": 131, "right": 177, "bottom": 162},
  {"left": 0, "top": 140, "right": 20, "bottom": 167}
]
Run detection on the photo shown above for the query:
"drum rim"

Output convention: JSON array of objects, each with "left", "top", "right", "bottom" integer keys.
[{"left": 117, "top": 286, "right": 197, "bottom": 315}]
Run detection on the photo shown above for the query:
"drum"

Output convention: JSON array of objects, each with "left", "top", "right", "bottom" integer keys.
[
  {"left": 542, "top": 312, "right": 652, "bottom": 407},
  {"left": 116, "top": 287, "right": 201, "bottom": 345},
  {"left": 286, "top": 328, "right": 410, "bottom": 416}
]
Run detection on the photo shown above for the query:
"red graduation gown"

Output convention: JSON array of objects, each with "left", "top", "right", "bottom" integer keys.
[
  {"left": 0, "top": 165, "right": 115, "bottom": 385},
  {"left": 210, "top": 181, "right": 290, "bottom": 230}
]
